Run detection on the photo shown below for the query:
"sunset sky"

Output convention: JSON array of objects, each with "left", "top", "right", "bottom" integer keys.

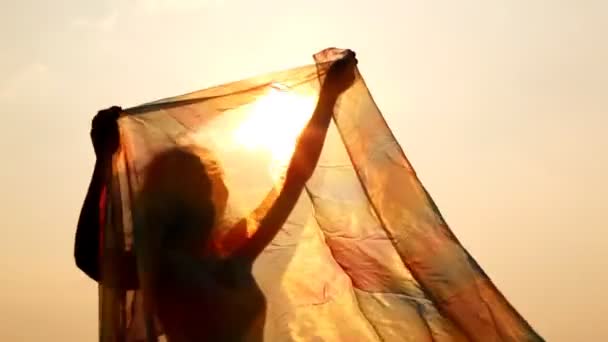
[{"left": 1, "top": 1, "right": 606, "bottom": 341}]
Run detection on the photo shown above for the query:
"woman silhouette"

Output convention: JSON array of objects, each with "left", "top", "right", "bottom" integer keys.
[{"left": 75, "top": 51, "right": 357, "bottom": 341}]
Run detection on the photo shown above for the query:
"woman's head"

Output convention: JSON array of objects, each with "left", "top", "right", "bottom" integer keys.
[{"left": 140, "top": 145, "right": 228, "bottom": 249}]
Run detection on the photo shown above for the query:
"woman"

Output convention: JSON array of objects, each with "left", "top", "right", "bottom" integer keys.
[{"left": 75, "top": 52, "right": 357, "bottom": 341}]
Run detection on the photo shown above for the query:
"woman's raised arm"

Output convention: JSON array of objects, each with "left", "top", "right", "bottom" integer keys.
[{"left": 226, "top": 52, "right": 358, "bottom": 261}]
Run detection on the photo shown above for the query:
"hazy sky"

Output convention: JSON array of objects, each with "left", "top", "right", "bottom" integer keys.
[{"left": 1, "top": 0, "right": 606, "bottom": 341}]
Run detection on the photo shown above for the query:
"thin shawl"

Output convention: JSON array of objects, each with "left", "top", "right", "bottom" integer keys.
[{"left": 98, "top": 48, "right": 542, "bottom": 342}]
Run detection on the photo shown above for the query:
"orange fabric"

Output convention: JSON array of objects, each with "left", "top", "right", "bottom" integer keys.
[{"left": 98, "top": 48, "right": 542, "bottom": 342}]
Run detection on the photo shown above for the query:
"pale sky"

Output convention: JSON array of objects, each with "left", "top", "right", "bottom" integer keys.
[{"left": 1, "top": 0, "right": 607, "bottom": 341}]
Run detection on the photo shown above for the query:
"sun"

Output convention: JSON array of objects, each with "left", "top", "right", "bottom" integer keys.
[{"left": 233, "top": 84, "right": 317, "bottom": 182}]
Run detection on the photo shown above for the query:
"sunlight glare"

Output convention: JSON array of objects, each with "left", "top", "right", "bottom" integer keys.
[{"left": 233, "top": 85, "right": 317, "bottom": 182}]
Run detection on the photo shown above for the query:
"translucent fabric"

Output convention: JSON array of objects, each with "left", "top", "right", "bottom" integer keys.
[{"left": 99, "top": 48, "right": 542, "bottom": 341}]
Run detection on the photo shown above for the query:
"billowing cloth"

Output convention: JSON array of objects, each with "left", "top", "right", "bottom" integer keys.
[{"left": 99, "top": 48, "right": 542, "bottom": 341}]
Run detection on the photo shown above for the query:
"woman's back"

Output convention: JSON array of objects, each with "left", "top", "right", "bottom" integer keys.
[
  {"left": 136, "top": 147, "right": 265, "bottom": 341},
  {"left": 155, "top": 252, "right": 265, "bottom": 341}
]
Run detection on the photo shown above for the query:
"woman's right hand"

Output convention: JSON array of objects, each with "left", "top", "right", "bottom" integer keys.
[
  {"left": 91, "top": 106, "right": 122, "bottom": 158},
  {"left": 320, "top": 50, "right": 358, "bottom": 100}
]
